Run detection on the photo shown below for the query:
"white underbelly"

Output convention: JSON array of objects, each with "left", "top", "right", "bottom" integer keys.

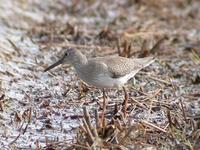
[
  {"left": 85, "top": 73, "right": 134, "bottom": 88},
  {"left": 76, "top": 68, "right": 136, "bottom": 89}
]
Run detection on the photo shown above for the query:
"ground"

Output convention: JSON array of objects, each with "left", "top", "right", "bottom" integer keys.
[{"left": 0, "top": 0, "right": 200, "bottom": 149}]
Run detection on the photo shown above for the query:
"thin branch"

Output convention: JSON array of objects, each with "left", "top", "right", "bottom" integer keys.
[{"left": 141, "top": 120, "right": 167, "bottom": 133}]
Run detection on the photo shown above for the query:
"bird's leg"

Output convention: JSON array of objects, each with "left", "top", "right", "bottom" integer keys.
[
  {"left": 122, "top": 86, "right": 129, "bottom": 118},
  {"left": 101, "top": 88, "right": 106, "bottom": 128},
  {"left": 113, "top": 89, "right": 119, "bottom": 115}
]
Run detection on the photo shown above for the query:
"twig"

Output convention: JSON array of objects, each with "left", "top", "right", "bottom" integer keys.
[
  {"left": 22, "top": 108, "right": 32, "bottom": 134},
  {"left": 0, "top": 94, "right": 5, "bottom": 100},
  {"left": 28, "top": 108, "right": 32, "bottom": 122},
  {"left": 83, "top": 107, "right": 92, "bottom": 132},
  {"left": 82, "top": 118, "right": 94, "bottom": 142},
  {"left": 179, "top": 99, "right": 188, "bottom": 123},
  {"left": 22, "top": 123, "right": 29, "bottom": 135},
  {"left": 70, "top": 143, "right": 91, "bottom": 150},
  {"left": 95, "top": 108, "right": 100, "bottom": 129},
  {"left": 131, "top": 87, "right": 149, "bottom": 96},
  {"left": 150, "top": 36, "right": 167, "bottom": 54},
  {"left": 9, "top": 133, "right": 21, "bottom": 145},
  {"left": 127, "top": 43, "right": 132, "bottom": 58},
  {"left": 83, "top": 107, "right": 98, "bottom": 137},
  {"left": 141, "top": 120, "right": 167, "bottom": 133},
  {"left": 130, "top": 98, "right": 147, "bottom": 109},
  {"left": 86, "top": 142, "right": 92, "bottom": 149},
  {"left": 164, "top": 123, "right": 169, "bottom": 130},
  {"left": 7, "top": 39, "right": 21, "bottom": 56},
  {"left": 141, "top": 39, "right": 147, "bottom": 53},
  {"left": 167, "top": 110, "right": 173, "bottom": 128},
  {"left": 139, "top": 72, "right": 171, "bottom": 85},
  {"left": 138, "top": 39, "right": 148, "bottom": 58},
  {"left": 148, "top": 76, "right": 171, "bottom": 85},
  {"left": 123, "top": 40, "right": 128, "bottom": 57},
  {"left": 79, "top": 124, "right": 87, "bottom": 133},
  {"left": 116, "top": 38, "right": 121, "bottom": 56}
]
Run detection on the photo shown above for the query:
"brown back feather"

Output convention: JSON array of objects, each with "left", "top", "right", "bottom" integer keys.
[{"left": 90, "top": 56, "right": 154, "bottom": 78}]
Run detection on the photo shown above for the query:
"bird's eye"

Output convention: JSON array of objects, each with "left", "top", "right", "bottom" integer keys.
[{"left": 65, "top": 52, "right": 68, "bottom": 56}]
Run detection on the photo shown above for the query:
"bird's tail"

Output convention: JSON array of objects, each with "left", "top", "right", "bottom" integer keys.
[
  {"left": 140, "top": 57, "right": 155, "bottom": 68},
  {"left": 130, "top": 57, "right": 155, "bottom": 77}
]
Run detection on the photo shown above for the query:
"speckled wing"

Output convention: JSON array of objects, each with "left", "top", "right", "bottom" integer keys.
[{"left": 91, "top": 56, "right": 154, "bottom": 78}]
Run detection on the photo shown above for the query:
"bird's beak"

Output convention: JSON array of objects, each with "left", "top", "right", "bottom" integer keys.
[{"left": 44, "top": 56, "right": 65, "bottom": 72}]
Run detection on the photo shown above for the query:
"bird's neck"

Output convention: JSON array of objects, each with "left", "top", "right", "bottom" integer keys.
[{"left": 73, "top": 54, "right": 88, "bottom": 69}]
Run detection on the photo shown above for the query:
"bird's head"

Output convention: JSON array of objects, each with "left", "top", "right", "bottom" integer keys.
[{"left": 44, "top": 48, "right": 86, "bottom": 72}]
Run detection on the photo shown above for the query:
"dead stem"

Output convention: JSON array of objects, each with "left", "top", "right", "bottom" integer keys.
[
  {"left": 179, "top": 99, "right": 188, "bottom": 123},
  {"left": 150, "top": 36, "right": 167, "bottom": 54},
  {"left": 141, "top": 120, "right": 167, "bottom": 133},
  {"left": 70, "top": 143, "right": 92, "bottom": 150},
  {"left": 7, "top": 39, "right": 21, "bottom": 56},
  {"left": 9, "top": 134, "right": 21, "bottom": 145},
  {"left": 82, "top": 118, "right": 95, "bottom": 142}
]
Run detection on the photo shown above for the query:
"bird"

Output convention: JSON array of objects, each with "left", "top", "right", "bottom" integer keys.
[{"left": 44, "top": 48, "right": 154, "bottom": 118}]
